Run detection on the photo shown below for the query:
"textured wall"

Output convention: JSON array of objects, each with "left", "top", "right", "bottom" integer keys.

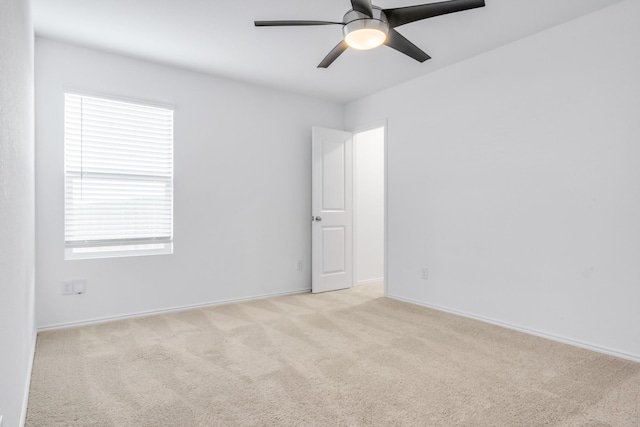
[
  {"left": 35, "top": 39, "right": 344, "bottom": 328},
  {"left": 0, "top": 0, "right": 36, "bottom": 425},
  {"left": 346, "top": 0, "right": 640, "bottom": 360}
]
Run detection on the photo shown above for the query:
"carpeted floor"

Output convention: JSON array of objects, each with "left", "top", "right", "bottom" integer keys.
[{"left": 27, "top": 283, "right": 640, "bottom": 426}]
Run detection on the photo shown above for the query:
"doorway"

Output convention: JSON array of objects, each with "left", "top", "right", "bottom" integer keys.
[
  {"left": 354, "top": 126, "right": 385, "bottom": 293},
  {"left": 311, "top": 125, "right": 386, "bottom": 294}
]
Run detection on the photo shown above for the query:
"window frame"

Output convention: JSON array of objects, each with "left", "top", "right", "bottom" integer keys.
[{"left": 63, "top": 91, "right": 175, "bottom": 260}]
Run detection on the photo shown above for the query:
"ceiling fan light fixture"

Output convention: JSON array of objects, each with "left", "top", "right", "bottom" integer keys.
[
  {"left": 343, "top": 18, "right": 388, "bottom": 50},
  {"left": 345, "top": 28, "right": 387, "bottom": 50}
]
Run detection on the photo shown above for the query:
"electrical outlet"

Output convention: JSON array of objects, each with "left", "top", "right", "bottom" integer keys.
[
  {"left": 61, "top": 280, "right": 74, "bottom": 295},
  {"left": 296, "top": 260, "right": 303, "bottom": 271},
  {"left": 421, "top": 268, "right": 429, "bottom": 280},
  {"left": 73, "top": 279, "right": 86, "bottom": 294}
]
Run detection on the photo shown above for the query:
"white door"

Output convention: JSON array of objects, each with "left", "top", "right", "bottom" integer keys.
[{"left": 312, "top": 127, "right": 353, "bottom": 293}]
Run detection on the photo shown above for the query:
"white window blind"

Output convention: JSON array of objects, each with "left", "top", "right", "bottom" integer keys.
[{"left": 64, "top": 93, "right": 174, "bottom": 260}]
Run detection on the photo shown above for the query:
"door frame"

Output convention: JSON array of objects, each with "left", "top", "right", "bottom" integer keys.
[{"left": 351, "top": 121, "right": 388, "bottom": 297}]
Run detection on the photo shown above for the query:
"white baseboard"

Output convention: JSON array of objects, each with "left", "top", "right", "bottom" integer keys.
[
  {"left": 388, "top": 294, "right": 640, "bottom": 364},
  {"left": 20, "top": 331, "right": 37, "bottom": 427},
  {"left": 38, "top": 288, "right": 311, "bottom": 332},
  {"left": 356, "top": 278, "right": 384, "bottom": 286}
]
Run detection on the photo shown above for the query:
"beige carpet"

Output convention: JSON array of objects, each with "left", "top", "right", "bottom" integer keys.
[{"left": 27, "top": 283, "right": 640, "bottom": 426}]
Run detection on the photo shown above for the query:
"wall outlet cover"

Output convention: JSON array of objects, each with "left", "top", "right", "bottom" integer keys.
[{"left": 61, "top": 280, "right": 74, "bottom": 295}]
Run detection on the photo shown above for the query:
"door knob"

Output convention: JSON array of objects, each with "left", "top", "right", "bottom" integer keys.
[{"left": 315, "top": 216, "right": 322, "bottom": 222}]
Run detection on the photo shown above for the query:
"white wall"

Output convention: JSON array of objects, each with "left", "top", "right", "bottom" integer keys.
[
  {"left": 0, "top": 0, "right": 36, "bottom": 425},
  {"left": 346, "top": 0, "right": 640, "bottom": 361},
  {"left": 354, "top": 127, "right": 384, "bottom": 284},
  {"left": 35, "top": 39, "right": 344, "bottom": 328}
]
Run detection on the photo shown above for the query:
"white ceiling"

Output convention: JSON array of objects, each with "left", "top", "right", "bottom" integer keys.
[{"left": 32, "top": 0, "right": 623, "bottom": 104}]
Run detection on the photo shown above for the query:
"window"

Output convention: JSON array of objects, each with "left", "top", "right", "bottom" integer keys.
[{"left": 64, "top": 93, "right": 174, "bottom": 260}]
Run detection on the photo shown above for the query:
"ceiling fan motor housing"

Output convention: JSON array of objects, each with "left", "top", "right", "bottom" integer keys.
[{"left": 342, "top": 8, "right": 390, "bottom": 45}]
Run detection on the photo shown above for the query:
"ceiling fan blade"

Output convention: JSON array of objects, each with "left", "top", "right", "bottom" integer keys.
[
  {"left": 383, "top": 0, "right": 485, "bottom": 28},
  {"left": 318, "top": 40, "right": 349, "bottom": 68},
  {"left": 385, "top": 29, "right": 431, "bottom": 63},
  {"left": 351, "top": 0, "right": 374, "bottom": 17},
  {"left": 254, "top": 20, "right": 343, "bottom": 27}
]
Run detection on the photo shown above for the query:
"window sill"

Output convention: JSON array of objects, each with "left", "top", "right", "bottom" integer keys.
[{"left": 65, "top": 242, "right": 173, "bottom": 260}]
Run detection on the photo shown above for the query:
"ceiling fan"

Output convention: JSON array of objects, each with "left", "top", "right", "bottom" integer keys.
[{"left": 255, "top": 0, "right": 486, "bottom": 68}]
